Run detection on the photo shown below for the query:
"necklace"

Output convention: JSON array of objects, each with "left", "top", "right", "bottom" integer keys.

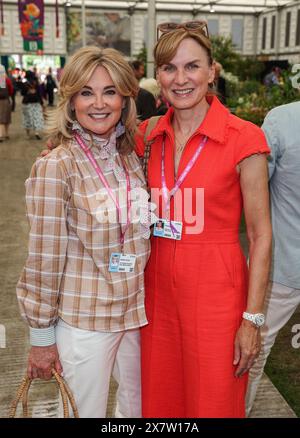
[
  {"left": 176, "top": 141, "right": 185, "bottom": 153},
  {"left": 174, "top": 130, "right": 193, "bottom": 175},
  {"left": 174, "top": 137, "right": 187, "bottom": 175},
  {"left": 175, "top": 133, "right": 190, "bottom": 153}
]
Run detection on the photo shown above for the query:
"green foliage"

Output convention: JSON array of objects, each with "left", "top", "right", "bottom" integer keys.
[
  {"left": 135, "top": 44, "right": 148, "bottom": 76},
  {"left": 136, "top": 44, "right": 147, "bottom": 65},
  {"left": 211, "top": 35, "right": 239, "bottom": 73},
  {"left": 66, "top": 11, "right": 81, "bottom": 52},
  {"left": 8, "top": 57, "right": 16, "bottom": 70},
  {"left": 235, "top": 56, "right": 265, "bottom": 81},
  {"left": 228, "top": 69, "right": 300, "bottom": 126},
  {"left": 210, "top": 35, "right": 299, "bottom": 126},
  {"left": 238, "top": 80, "right": 262, "bottom": 95},
  {"left": 265, "top": 306, "right": 300, "bottom": 417},
  {"left": 211, "top": 35, "right": 265, "bottom": 81},
  {"left": 23, "top": 55, "right": 36, "bottom": 68}
]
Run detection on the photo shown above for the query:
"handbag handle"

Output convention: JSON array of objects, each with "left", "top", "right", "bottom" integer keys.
[
  {"left": 9, "top": 368, "right": 79, "bottom": 418},
  {"left": 141, "top": 115, "right": 161, "bottom": 184}
]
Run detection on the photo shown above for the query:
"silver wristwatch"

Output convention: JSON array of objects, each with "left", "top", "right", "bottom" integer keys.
[{"left": 242, "top": 312, "right": 265, "bottom": 328}]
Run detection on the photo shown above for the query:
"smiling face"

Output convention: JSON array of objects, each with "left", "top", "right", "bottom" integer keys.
[
  {"left": 156, "top": 38, "right": 215, "bottom": 113},
  {"left": 72, "top": 65, "right": 124, "bottom": 138}
]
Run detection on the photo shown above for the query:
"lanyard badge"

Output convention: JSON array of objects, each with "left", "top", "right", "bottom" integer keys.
[
  {"left": 154, "top": 133, "right": 207, "bottom": 241},
  {"left": 75, "top": 133, "right": 136, "bottom": 272}
]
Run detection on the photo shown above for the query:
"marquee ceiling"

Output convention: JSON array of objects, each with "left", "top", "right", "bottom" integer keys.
[{"left": 5, "top": 0, "right": 297, "bottom": 15}]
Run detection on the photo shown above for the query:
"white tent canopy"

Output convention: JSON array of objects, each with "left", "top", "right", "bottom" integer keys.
[
  {"left": 4, "top": 0, "right": 298, "bottom": 74},
  {"left": 5, "top": 0, "right": 296, "bottom": 15},
  {"left": 66, "top": 1, "right": 295, "bottom": 15}
]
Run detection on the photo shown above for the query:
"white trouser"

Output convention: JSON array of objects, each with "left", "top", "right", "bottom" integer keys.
[
  {"left": 246, "top": 281, "right": 300, "bottom": 416},
  {"left": 55, "top": 319, "right": 141, "bottom": 418}
]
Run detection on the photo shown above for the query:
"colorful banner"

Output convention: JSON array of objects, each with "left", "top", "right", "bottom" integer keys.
[
  {"left": 18, "top": 0, "right": 44, "bottom": 52},
  {"left": 0, "top": 0, "right": 4, "bottom": 35},
  {"left": 55, "top": 0, "right": 59, "bottom": 38}
]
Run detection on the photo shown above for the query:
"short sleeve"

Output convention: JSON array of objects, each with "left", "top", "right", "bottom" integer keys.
[
  {"left": 235, "top": 122, "right": 270, "bottom": 166},
  {"left": 134, "top": 119, "right": 150, "bottom": 158}
]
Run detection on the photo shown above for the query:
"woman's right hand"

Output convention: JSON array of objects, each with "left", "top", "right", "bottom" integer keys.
[
  {"left": 40, "top": 139, "right": 55, "bottom": 157},
  {"left": 40, "top": 149, "right": 50, "bottom": 157},
  {"left": 27, "top": 344, "right": 63, "bottom": 380}
]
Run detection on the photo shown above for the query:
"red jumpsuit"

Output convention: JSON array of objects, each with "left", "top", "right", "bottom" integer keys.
[{"left": 135, "top": 97, "right": 270, "bottom": 418}]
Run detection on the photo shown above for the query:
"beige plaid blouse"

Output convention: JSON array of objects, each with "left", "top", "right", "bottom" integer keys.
[{"left": 17, "top": 126, "right": 151, "bottom": 345}]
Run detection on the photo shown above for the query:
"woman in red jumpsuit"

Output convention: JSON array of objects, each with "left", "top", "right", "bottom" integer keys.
[{"left": 136, "top": 21, "right": 272, "bottom": 418}]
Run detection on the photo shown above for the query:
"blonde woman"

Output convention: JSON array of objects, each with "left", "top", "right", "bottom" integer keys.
[{"left": 16, "top": 46, "right": 151, "bottom": 418}]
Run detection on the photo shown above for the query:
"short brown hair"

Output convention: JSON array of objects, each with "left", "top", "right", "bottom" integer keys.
[{"left": 154, "top": 28, "right": 213, "bottom": 68}]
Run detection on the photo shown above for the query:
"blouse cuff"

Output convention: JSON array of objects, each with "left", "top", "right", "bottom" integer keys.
[{"left": 30, "top": 326, "right": 56, "bottom": 347}]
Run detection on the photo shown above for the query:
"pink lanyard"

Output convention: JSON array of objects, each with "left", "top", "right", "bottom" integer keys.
[
  {"left": 75, "top": 133, "right": 131, "bottom": 248},
  {"left": 161, "top": 133, "right": 207, "bottom": 229}
]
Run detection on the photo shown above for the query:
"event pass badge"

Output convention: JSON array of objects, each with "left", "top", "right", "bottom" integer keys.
[
  {"left": 153, "top": 219, "right": 183, "bottom": 240},
  {"left": 109, "top": 253, "right": 136, "bottom": 273}
]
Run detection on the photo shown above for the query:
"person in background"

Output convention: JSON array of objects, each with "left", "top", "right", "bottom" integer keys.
[
  {"left": 33, "top": 66, "right": 39, "bottom": 80},
  {"left": 263, "top": 67, "right": 281, "bottom": 88},
  {"left": 135, "top": 20, "right": 272, "bottom": 418},
  {"left": 246, "top": 101, "right": 300, "bottom": 415},
  {"left": 214, "top": 62, "right": 227, "bottom": 104},
  {"left": 139, "top": 78, "right": 160, "bottom": 100},
  {"left": 7, "top": 69, "right": 17, "bottom": 112},
  {"left": 132, "top": 60, "right": 145, "bottom": 82},
  {"left": 0, "top": 67, "right": 13, "bottom": 141},
  {"left": 21, "top": 70, "right": 44, "bottom": 140},
  {"left": 131, "top": 60, "right": 157, "bottom": 121},
  {"left": 16, "top": 46, "right": 151, "bottom": 418},
  {"left": 139, "top": 77, "right": 168, "bottom": 116},
  {"left": 14, "top": 68, "right": 23, "bottom": 94},
  {"left": 45, "top": 67, "right": 57, "bottom": 106}
]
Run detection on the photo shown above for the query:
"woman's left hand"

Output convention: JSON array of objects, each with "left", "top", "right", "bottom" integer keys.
[{"left": 233, "top": 320, "right": 261, "bottom": 377}]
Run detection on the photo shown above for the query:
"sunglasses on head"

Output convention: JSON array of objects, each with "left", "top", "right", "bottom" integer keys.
[{"left": 156, "top": 20, "right": 209, "bottom": 40}]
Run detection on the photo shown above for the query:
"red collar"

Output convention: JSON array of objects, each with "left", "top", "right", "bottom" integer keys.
[{"left": 146, "top": 96, "right": 230, "bottom": 145}]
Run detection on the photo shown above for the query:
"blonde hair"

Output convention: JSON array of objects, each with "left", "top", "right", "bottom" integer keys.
[
  {"left": 154, "top": 28, "right": 213, "bottom": 68},
  {"left": 47, "top": 46, "right": 139, "bottom": 154},
  {"left": 139, "top": 78, "right": 161, "bottom": 99}
]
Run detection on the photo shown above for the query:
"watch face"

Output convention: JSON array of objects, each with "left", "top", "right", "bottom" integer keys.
[{"left": 255, "top": 314, "right": 265, "bottom": 326}]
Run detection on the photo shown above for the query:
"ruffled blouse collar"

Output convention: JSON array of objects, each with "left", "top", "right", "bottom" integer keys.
[
  {"left": 71, "top": 120, "right": 116, "bottom": 151},
  {"left": 71, "top": 120, "right": 128, "bottom": 180},
  {"left": 71, "top": 121, "right": 155, "bottom": 239}
]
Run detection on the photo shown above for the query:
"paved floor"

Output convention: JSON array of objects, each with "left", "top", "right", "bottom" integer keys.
[{"left": 0, "top": 98, "right": 296, "bottom": 418}]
